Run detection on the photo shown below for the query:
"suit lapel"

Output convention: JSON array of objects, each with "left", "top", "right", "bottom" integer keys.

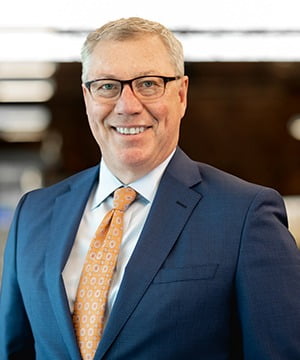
[
  {"left": 96, "top": 149, "right": 203, "bottom": 358},
  {"left": 45, "top": 166, "right": 99, "bottom": 360}
]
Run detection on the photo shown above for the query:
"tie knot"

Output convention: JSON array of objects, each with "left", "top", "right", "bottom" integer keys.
[{"left": 113, "top": 187, "right": 137, "bottom": 211}]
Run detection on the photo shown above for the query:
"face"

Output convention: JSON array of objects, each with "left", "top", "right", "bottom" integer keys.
[{"left": 83, "top": 34, "right": 188, "bottom": 183}]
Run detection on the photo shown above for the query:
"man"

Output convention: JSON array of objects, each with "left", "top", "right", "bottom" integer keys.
[{"left": 1, "top": 17, "right": 300, "bottom": 360}]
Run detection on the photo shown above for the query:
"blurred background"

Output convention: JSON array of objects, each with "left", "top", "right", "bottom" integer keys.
[{"left": 1, "top": 0, "right": 300, "bottom": 277}]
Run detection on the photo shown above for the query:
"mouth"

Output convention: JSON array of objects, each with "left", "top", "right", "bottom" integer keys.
[{"left": 114, "top": 126, "right": 149, "bottom": 135}]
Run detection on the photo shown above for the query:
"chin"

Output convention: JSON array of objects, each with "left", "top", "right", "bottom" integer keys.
[{"left": 118, "top": 148, "right": 152, "bottom": 167}]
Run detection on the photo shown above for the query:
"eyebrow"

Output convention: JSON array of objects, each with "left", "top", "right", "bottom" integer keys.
[{"left": 91, "top": 71, "right": 161, "bottom": 80}]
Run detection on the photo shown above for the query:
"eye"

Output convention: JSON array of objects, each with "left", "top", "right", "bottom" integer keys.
[
  {"left": 142, "top": 80, "right": 156, "bottom": 88},
  {"left": 139, "top": 78, "right": 161, "bottom": 89},
  {"left": 135, "top": 77, "right": 162, "bottom": 92},
  {"left": 132, "top": 77, "right": 165, "bottom": 98},
  {"left": 101, "top": 83, "right": 116, "bottom": 90},
  {"left": 96, "top": 82, "right": 119, "bottom": 92},
  {"left": 90, "top": 80, "right": 120, "bottom": 98}
]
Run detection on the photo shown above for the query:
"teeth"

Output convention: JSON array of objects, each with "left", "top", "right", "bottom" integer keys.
[{"left": 116, "top": 127, "right": 146, "bottom": 135}]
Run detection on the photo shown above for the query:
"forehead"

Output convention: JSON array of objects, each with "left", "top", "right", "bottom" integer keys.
[{"left": 87, "top": 35, "right": 175, "bottom": 79}]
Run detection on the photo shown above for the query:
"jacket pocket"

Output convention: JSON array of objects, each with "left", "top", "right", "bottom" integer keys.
[{"left": 153, "top": 264, "right": 219, "bottom": 284}]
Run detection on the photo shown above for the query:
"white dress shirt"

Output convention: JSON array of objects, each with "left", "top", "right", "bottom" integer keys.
[{"left": 62, "top": 151, "right": 175, "bottom": 323}]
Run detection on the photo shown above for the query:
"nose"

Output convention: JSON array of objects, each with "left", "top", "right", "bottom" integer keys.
[{"left": 114, "top": 84, "right": 144, "bottom": 115}]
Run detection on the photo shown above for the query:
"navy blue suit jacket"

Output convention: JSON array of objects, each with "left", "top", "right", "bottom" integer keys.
[{"left": 1, "top": 148, "right": 300, "bottom": 359}]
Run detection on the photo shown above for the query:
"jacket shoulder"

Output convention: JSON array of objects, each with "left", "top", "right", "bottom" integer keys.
[
  {"left": 24, "top": 165, "right": 99, "bottom": 201},
  {"left": 194, "top": 161, "right": 284, "bottom": 209}
]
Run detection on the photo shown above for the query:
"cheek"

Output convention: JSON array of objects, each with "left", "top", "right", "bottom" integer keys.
[
  {"left": 86, "top": 104, "right": 110, "bottom": 131},
  {"left": 86, "top": 108, "right": 99, "bottom": 131},
  {"left": 86, "top": 109, "right": 109, "bottom": 148},
  {"left": 148, "top": 102, "right": 169, "bottom": 125},
  {"left": 153, "top": 93, "right": 185, "bottom": 127},
  {"left": 157, "top": 104, "right": 181, "bottom": 134}
]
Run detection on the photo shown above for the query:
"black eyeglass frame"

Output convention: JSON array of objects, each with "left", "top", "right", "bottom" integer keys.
[{"left": 84, "top": 75, "right": 181, "bottom": 100}]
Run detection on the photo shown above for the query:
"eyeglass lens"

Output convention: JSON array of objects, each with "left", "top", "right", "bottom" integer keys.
[{"left": 89, "top": 76, "right": 167, "bottom": 100}]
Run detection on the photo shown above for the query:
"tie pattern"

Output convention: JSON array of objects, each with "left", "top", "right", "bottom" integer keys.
[{"left": 73, "top": 187, "right": 137, "bottom": 360}]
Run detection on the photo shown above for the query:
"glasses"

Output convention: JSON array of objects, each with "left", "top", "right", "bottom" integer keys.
[{"left": 84, "top": 75, "right": 181, "bottom": 103}]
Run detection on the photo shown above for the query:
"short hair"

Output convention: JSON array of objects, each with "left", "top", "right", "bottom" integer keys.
[{"left": 81, "top": 17, "right": 185, "bottom": 82}]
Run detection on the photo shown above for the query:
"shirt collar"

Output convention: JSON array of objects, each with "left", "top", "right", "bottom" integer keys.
[
  {"left": 91, "top": 162, "right": 122, "bottom": 209},
  {"left": 91, "top": 149, "right": 176, "bottom": 209}
]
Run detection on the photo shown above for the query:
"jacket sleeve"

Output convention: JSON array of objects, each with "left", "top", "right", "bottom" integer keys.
[
  {"left": 236, "top": 187, "right": 300, "bottom": 359},
  {"left": 0, "top": 195, "right": 35, "bottom": 359}
]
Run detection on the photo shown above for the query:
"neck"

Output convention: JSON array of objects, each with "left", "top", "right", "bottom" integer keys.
[
  {"left": 104, "top": 153, "right": 176, "bottom": 185},
  {"left": 109, "top": 164, "right": 154, "bottom": 185}
]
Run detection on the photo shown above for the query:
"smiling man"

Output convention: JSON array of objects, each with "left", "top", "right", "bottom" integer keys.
[
  {"left": 1, "top": 17, "right": 300, "bottom": 360},
  {"left": 82, "top": 28, "right": 188, "bottom": 184}
]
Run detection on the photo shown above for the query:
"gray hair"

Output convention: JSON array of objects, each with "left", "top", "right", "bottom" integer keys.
[{"left": 81, "top": 17, "right": 185, "bottom": 82}]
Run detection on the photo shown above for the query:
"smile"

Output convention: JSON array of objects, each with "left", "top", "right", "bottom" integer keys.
[{"left": 115, "top": 127, "right": 147, "bottom": 135}]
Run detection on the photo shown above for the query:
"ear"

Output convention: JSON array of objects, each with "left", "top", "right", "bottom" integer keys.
[
  {"left": 82, "top": 83, "right": 90, "bottom": 114},
  {"left": 178, "top": 75, "right": 189, "bottom": 116},
  {"left": 82, "top": 83, "right": 88, "bottom": 100}
]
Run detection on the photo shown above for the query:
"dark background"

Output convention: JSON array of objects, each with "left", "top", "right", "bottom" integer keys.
[
  {"left": 1, "top": 61, "right": 300, "bottom": 195},
  {"left": 1, "top": 61, "right": 300, "bottom": 278}
]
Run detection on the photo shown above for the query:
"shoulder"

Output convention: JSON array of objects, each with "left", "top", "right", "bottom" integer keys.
[
  {"left": 197, "top": 161, "right": 262, "bottom": 192},
  {"left": 22, "top": 165, "right": 99, "bottom": 203},
  {"left": 173, "top": 149, "right": 283, "bottom": 208},
  {"left": 173, "top": 148, "right": 275, "bottom": 195},
  {"left": 194, "top": 161, "right": 288, "bottom": 229}
]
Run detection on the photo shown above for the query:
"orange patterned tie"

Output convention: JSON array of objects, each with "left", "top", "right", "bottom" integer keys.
[{"left": 72, "top": 187, "right": 137, "bottom": 360}]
